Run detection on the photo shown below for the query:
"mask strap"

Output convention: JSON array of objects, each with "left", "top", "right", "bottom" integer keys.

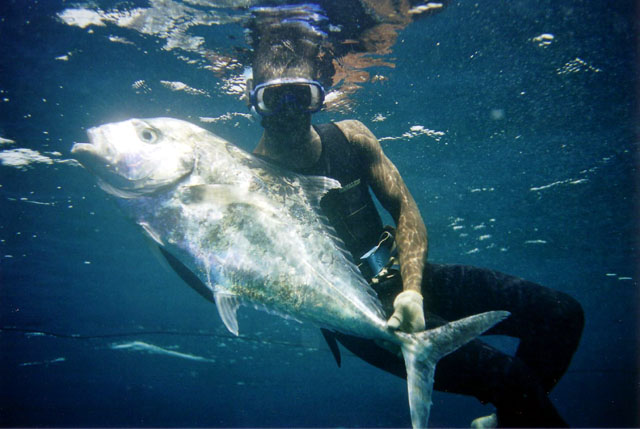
[{"left": 245, "top": 78, "right": 254, "bottom": 109}]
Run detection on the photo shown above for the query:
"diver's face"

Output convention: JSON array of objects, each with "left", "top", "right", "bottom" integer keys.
[
  {"left": 253, "top": 74, "right": 319, "bottom": 134},
  {"left": 250, "top": 67, "right": 324, "bottom": 133},
  {"left": 261, "top": 109, "right": 311, "bottom": 134}
]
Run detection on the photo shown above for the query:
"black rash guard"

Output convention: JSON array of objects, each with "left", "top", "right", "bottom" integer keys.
[
  {"left": 295, "top": 125, "right": 583, "bottom": 428},
  {"left": 291, "top": 123, "right": 385, "bottom": 276}
]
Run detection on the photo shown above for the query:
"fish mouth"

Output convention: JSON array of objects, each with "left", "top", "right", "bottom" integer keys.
[
  {"left": 71, "top": 127, "right": 114, "bottom": 176},
  {"left": 70, "top": 127, "right": 108, "bottom": 165},
  {"left": 71, "top": 126, "right": 190, "bottom": 198},
  {"left": 70, "top": 142, "right": 102, "bottom": 165},
  {"left": 71, "top": 128, "right": 143, "bottom": 197},
  {"left": 70, "top": 141, "right": 111, "bottom": 177}
]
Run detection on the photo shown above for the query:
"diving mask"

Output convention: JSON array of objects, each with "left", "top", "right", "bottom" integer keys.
[{"left": 249, "top": 78, "right": 325, "bottom": 116}]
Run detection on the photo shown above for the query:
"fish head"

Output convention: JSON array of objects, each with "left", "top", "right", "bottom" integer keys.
[{"left": 72, "top": 118, "right": 201, "bottom": 197}]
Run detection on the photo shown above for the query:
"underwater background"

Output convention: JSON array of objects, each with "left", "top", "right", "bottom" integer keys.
[{"left": 0, "top": 0, "right": 637, "bottom": 427}]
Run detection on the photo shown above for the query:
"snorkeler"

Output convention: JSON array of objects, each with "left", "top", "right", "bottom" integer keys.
[{"left": 243, "top": 4, "right": 584, "bottom": 427}]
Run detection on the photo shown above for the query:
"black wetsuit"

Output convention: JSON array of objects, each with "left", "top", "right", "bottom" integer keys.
[{"left": 299, "top": 123, "right": 585, "bottom": 428}]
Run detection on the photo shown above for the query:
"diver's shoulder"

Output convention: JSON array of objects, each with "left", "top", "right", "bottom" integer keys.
[
  {"left": 334, "top": 119, "right": 373, "bottom": 134},
  {"left": 333, "top": 120, "right": 378, "bottom": 145}
]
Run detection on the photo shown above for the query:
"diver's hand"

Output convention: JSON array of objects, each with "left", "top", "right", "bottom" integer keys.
[{"left": 387, "top": 290, "right": 426, "bottom": 333}]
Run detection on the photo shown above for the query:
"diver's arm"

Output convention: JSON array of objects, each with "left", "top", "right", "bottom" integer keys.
[{"left": 336, "top": 120, "right": 427, "bottom": 331}]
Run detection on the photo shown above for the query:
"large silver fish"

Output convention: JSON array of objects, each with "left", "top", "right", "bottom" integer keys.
[{"left": 71, "top": 117, "right": 508, "bottom": 428}]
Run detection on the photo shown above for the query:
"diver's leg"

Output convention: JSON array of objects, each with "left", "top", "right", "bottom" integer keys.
[
  {"left": 424, "top": 263, "right": 584, "bottom": 393},
  {"left": 335, "top": 264, "right": 583, "bottom": 427},
  {"left": 431, "top": 328, "right": 569, "bottom": 428}
]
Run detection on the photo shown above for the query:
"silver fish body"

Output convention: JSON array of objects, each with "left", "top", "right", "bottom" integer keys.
[{"left": 72, "top": 117, "right": 508, "bottom": 428}]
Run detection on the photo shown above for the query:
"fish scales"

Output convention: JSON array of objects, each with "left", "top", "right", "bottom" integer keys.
[
  {"left": 71, "top": 117, "right": 509, "bottom": 428},
  {"left": 119, "top": 122, "right": 387, "bottom": 339}
]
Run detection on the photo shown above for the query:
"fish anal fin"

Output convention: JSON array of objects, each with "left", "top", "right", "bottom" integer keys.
[{"left": 214, "top": 289, "right": 241, "bottom": 336}]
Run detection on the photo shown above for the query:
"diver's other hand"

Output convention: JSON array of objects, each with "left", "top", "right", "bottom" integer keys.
[{"left": 387, "top": 290, "right": 426, "bottom": 333}]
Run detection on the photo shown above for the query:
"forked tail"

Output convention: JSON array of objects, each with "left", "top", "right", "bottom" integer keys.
[{"left": 400, "top": 311, "right": 510, "bottom": 428}]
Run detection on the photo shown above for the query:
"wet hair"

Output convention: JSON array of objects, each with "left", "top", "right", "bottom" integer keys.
[{"left": 247, "top": 5, "right": 335, "bottom": 88}]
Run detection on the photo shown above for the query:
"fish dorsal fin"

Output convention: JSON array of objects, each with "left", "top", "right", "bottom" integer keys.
[
  {"left": 214, "top": 288, "right": 241, "bottom": 336},
  {"left": 297, "top": 174, "right": 341, "bottom": 208},
  {"left": 296, "top": 175, "right": 385, "bottom": 320},
  {"left": 295, "top": 174, "right": 367, "bottom": 283}
]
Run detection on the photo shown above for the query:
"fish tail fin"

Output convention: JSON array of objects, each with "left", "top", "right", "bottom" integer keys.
[{"left": 400, "top": 311, "right": 510, "bottom": 428}]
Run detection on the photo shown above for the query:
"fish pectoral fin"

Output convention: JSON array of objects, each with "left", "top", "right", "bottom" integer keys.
[
  {"left": 180, "top": 184, "right": 243, "bottom": 205},
  {"left": 180, "top": 184, "right": 275, "bottom": 214},
  {"left": 214, "top": 289, "right": 241, "bottom": 336}
]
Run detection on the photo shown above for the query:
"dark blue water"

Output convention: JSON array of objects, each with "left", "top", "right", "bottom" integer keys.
[{"left": 0, "top": 0, "right": 637, "bottom": 427}]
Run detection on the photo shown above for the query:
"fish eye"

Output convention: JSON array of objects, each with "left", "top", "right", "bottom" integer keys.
[{"left": 138, "top": 127, "right": 159, "bottom": 144}]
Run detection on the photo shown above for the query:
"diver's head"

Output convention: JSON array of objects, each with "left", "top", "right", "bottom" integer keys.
[{"left": 246, "top": 5, "right": 333, "bottom": 124}]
